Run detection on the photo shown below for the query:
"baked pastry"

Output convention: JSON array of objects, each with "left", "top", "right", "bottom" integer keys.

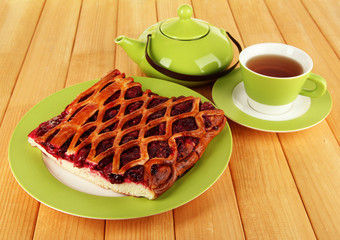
[{"left": 28, "top": 69, "right": 226, "bottom": 199}]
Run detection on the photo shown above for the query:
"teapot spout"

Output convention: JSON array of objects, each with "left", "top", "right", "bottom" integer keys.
[{"left": 115, "top": 36, "right": 145, "bottom": 65}]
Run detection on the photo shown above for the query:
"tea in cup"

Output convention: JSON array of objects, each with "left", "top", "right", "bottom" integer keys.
[{"left": 239, "top": 43, "right": 327, "bottom": 115}]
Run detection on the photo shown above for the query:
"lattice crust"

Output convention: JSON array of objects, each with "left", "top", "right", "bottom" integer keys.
[{"left": 29, "top": 69, "right": 226, "bottom": 198}]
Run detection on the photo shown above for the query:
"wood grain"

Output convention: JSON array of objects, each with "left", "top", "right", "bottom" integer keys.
[
  {"left": 0, "top": 0, "right": 45, "bottom": 124},
  {"left": 229, "top": 122, "right": 316, "bottom": 240},
  {"left": 106, "top": 211, "right": 174, "bottom": 240},
  {"left": 0, "top": 0, "right": 82, "bottom": 239},
  {"left": 34, "top": 205, "right": 104, "bottom": 240},
  {"left": 66, "top": 0, "right": 117, "bottom": 87},
  {"left": 301, "top": 0, "right": 340, "bottom": 58},
  {"left": 1, "top": 0, "right": 339, "bottom": 239}
]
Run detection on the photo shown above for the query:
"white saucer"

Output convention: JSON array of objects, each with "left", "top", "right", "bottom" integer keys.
[
  {"left": 212, "top": 68, "right": 332, "bottom": 132},
  {"left": 232, "top": 82, "right": 311, "bottom": 121}
]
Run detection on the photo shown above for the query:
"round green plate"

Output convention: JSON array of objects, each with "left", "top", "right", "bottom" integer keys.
[
  {"left": 9, "top": 76, "right": 232, "bottom": 219},
  {"left": 212, "top": 68, "right": 332, "bottom": 132}
]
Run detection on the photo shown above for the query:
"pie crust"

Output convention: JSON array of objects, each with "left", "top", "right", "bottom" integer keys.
[{"left": 28, "top": 69, "right": 226, "bottom": 199}]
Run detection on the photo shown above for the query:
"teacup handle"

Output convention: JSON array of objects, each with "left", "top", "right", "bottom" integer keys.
[{"left": 300, "top": 73, "right": 327, "bottom": 98}]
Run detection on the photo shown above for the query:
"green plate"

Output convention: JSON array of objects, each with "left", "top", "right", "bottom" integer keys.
[
  {"left": 9, "top": 76, "right": 232, "bottom": 219},
  {"left": 212, "top": 68, "right": 332, "bottom": 132}
]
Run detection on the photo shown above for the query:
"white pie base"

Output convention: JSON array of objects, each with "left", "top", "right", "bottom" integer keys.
[
  {"left": 42, "top": 154, "right": 124, "bottom": 197},
  {"left": 28, "top": 138, "right": 156, "bottom": 199}
]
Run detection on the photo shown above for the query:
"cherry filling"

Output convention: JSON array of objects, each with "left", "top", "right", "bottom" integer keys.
[
  {"left": 56, "top": 136, "right": 74, "bottom": 159},
  {"left": 176, "top": 136, "right": 199, "bottom": 161},
  {"left": 122, "top": 114, "right": 142, "bottom": 130},
  {"left": 120, "top": 130, "right": 139, "bottom": 145},
  {"left": 200, "top": 101, "right": 216, "bottom": 111},
  {"left": 173, "top": 96, "right": 185, "bottom": 102},
  {"left": 120, "top": 146, "right": 141, "bottom": 168},
  {"left": 146, "top": 108, "right": 166, "bottom": 123},
  {"left": 100, "top": 121, "right": 118, "bottom": 134},
  {"left": 41, "top": 129, "right": 59, "bottom": 154},
  {"left": 84, "top": 111, "right": 98, "bottom": 124},
  {"left": 78, "top": 91, "right": 94, "bottom": 103},
  {"left": 170, "top": 100, "right": 193, "bottom": 116},
  {"left": 125, "top": 101, "right": 143, "bottom": 114},
  {"left": 96, "top": 137, "right": 115, "bottom": 156},
  {"left": 104, "top": 90, "right": 121, "bottom": 105},
  {"left": 202, "top": 115, "right": 221, "bottom": 131},
  {"left": 77, "top": 126, "right": 96, "bottom": 146},
  {"left": 125, "top": 86, "right": 143, "bottom": 99},
  {"left": 145, "top": 122, "right": 166, "bottom": 137},
  {"left": 103, "top": 105, "right": 120, "bottom": 122},
  {"left": 125, "top": 165, "right": 144, "bottom": 182},
  {"left": 30, "top": 111, "right": 67, "bottom": 138},
  {"left": 148, "top": 141, "right": 172, "bottom": 159},
  {"left": 74, "top": 144, "right": 91, "bottom": 168},
  {"left": 147, "top": 97, "right": 168, "bottom": 109},
  {"left": 172, "top": 117, "right": 198, "bottom": 134}
]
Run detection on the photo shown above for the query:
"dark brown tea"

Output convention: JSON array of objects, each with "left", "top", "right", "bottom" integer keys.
[{"left": 246, "top": 54, "right": 304, "bottom": 78}]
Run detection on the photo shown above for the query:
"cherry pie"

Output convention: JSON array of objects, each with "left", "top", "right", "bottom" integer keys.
[{"left": 28, "top": 69, "right": 226, "bottom": 199}]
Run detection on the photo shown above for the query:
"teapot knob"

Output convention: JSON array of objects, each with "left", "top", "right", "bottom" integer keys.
[{"left": 177, "top": 4, "right": 193, "bottom": 20}]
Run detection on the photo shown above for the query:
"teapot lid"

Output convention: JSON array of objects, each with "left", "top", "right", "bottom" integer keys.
[{"left": 160, "top": 4, "right": 209, "bottom": 40}]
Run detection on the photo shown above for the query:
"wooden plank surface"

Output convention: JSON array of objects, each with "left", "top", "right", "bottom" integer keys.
[
  {"left": 301, "top": 0, "right": 340, "bottom": 57},
  {"left": 0, "top": 0, "right": 339, "bottom": 239},
  {"left": 0, "top": 0, "right": 82, "bottom": 239},
  {"left": 0, "top": 0, "right": 45, "bottom": 124}
]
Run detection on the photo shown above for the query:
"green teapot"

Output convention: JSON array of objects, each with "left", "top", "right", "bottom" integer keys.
[{"left": 115, "top": 4, "right": 241, "bottom": 87}]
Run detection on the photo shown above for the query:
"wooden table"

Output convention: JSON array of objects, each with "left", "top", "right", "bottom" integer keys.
[{"left": 1, "top": 0, "right": 339, "bottom": 239}]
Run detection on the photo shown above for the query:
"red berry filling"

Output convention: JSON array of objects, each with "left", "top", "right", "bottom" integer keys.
[
  {"left": 30, "top": 111, "right": 67, "bottom": 138},
  {"left": 96, "top": 137, "right": 115, "bottom": 156},
  {"left": 148, "top": 141, "right": 172, "bottom": 159},
  {"left": 120, "top": 146, "right": 141, "bottom": 168},
  {"left": 104, "top": 90, "right": 121, "bottom": 105},
  {"left": 103, "top": 105, "right": 120, "bottom": 122},
  {"left": 74, "top": 144, "right": 91, "bottom": 168},
  {"left": 78, "top": 91, "right": 94, "bottom": 103},
  {"left": 172, "top": 117, "right": 198, "bottom": 134},
  {"left": 125, "top": 165, "right": 144, "bottom": 183},
  {"left": 122, "top": 114, "right": 142, "bottom": 130},
  {"left": 145, "top": 122, "right": 166, "bottom": 137},
  {"left": 84, "top": 110, "right": 98, "bottom": 124},
  {"left": 125, "top": 86, "right": 143, "bottom": 99},
  {"left": 170, "top": 100, "right": 193, "bottom": 116},
  {"left": 100, "top": 121, "right": 118, "bottom": 134},
  {"left": 146, "top": 108, "right": 166, "bottom": 123},
  {"left": 125, "top": 101, "right": 143, "bottom": 114},
  {"left": 120, "top": 130, "right": 139, "bottom": 145},
  {"left": 147, "top": 97, "right": 168, "bottom": 109},
  {"left": 200, "top": 101, "right": 216, "bottom": 111}
]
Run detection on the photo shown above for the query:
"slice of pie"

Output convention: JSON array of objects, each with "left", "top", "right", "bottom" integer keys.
[{"left": 28, "top": 69, "right": 226, "bottom": 199}]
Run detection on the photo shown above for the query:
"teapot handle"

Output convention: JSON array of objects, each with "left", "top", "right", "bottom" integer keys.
[{"left": 145, "top": 32, "right": 242, "bottom": 82}]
